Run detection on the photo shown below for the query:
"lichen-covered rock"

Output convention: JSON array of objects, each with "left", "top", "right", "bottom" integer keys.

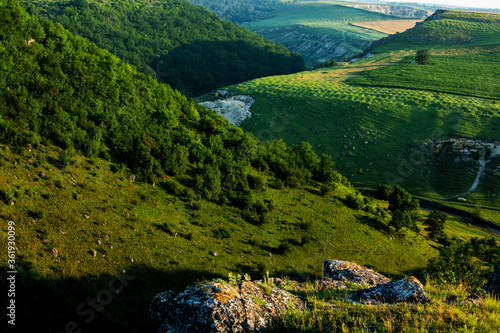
[
  {"left": 351, "top": 276, "right": 431, "bottom": 304},
  {"left": 323, "top": 260, "right": 390, "bottom": 286},
  {"left": 484, "top": 262, "right": 500, "bottom": 297},
  {"left": 149, "top": 280, "right": 304, "bottom": 333}
]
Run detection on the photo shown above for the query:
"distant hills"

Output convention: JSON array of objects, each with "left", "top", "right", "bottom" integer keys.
[{"left": 20, "top": 0, "right": 304, "bottom": 96}]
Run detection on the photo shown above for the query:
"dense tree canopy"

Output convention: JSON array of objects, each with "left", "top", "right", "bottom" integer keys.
[
  {"left": 0, "top": 0, "right": 341, "bottom": 211},
  {"left": 19, "top": 0, "right": 304, "bottom": 96},
  {"left": 186, "top": 0, "right": 280, "bottom": 23}
]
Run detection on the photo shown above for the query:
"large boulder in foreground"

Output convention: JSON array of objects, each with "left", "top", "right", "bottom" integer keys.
[
  {"left": 323, "top": 260, "right": 390, "bottom": 286},
  {"left": 484, "top": 262, "right": 500, "bottom": 296},
  {"left": 351, "top": 276, "right": 431, "bottom": 304},
  {"left": 149, "top": 280, "right": 304, "bottom": 333}
]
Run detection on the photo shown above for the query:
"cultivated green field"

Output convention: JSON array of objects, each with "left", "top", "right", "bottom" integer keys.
[
  {"left": 242, "top": 1, "right": 423, "bottom": 65},
  {"left": 224, "top": 10, "right": 500, "bottom": 214}
]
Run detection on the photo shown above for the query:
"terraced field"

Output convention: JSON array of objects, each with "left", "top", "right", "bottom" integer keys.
[{"left": 223, "top": 10, "right": 500, "bottom": 214}]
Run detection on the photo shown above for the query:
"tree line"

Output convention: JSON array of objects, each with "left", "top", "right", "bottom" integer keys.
[{"left": 20, "top": 0, "right": 304, "bottom": 96}]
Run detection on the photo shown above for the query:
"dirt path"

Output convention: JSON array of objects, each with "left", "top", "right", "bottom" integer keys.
[{"left": 467, "top": 151, "right": 487, "bottom": 194}]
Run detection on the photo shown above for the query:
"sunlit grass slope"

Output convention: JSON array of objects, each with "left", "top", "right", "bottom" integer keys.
[
  {"left": 228, "top": 10, "right": 500, "bottom": 211},
  {"left": 6, "top": 143, "right": 497, "bottom": 331}
]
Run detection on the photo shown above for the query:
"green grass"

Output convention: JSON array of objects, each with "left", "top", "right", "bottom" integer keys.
[
  {"left": 242, "top": 1, "right": 422, "bottom": 65},
  {"left": 1, "top": 142, "right": 497, "bottom": 332},
  {"left": 228, "top": 62, "right": 500, "bottom": 208},
  {"left": 349, "top": 51, "right": 500, "bottom": 99},
  {"left": 270, "top": 280, "right": 500, "bottom": 332},
  {"left": 224, "top": 10, "right": 500, "bottom": 211}
]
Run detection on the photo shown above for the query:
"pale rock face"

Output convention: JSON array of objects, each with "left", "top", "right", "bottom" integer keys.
[
  {"left": 346, "top": 4, "right": 433, "bottom": 18},
  {"left": 351, "top": 276, "right": 431, "bottom": 304},
  {"left": 323, "top": 260, "right": 390, "bottom": 286},
  {"left": 149, "top": 280, "right": 304, "bottom": 333},
  {"left": 199, "top": 95, "right": 255, "bottom": 126}
]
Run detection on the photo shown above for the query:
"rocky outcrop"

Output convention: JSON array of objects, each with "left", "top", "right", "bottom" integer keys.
[
  {"left": 199, "top": 95, "right": 255, "bottom": 126},
  {"left": 149, "top": 280, "right": 304, "bottom": 333},
  {"left": 253, "top": 26, "right": 364, "bottom": 66},
  {"left": 347, "top": 4, "right": 432, "bottom": 18},
  {"left": 484, "top": 262, "right": 500, "bottom": 296},
  {"left": 351, "top": 276, "right": 431, "bottom": 304},
  {"left": 323, "top": 260, "right": 390, "bottom": 286}
]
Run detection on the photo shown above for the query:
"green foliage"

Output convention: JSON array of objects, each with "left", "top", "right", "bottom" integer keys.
[
  {"left": 186, "top": 0, "right": 280, "bottom": 23},
  {"left": 415, "top": 49, "right": 431, "bottom": 65},
  {"left": 388, "top": 186, "right": 420, "bottom": 231},
  {"left": 377, "top": 184, "right": 393, "bottom": 199},
  {"left": 426, "top": 237, "right": 498, "bottom": 290},
  {"left": 423, "top": 209, "right": 447, "bottom": 239},
  {"left": 20, "top": 0, "right": 304, "bottom": 96},
  {"left": 227, "top": 272, "right": 251, "bottom": 285},
  {"left": 346, "top": 192, "right": 364, "bottom": 210}
]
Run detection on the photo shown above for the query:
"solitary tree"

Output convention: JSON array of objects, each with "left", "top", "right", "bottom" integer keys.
[
  {"left": 388, "top": 186, "right": 420, "bottom": 231},
  {"left": 423, "top": 209, "right": 447, "bottom": 239},
  {"left": 415, "top": 49, "right": 431, "bottom": 65}
]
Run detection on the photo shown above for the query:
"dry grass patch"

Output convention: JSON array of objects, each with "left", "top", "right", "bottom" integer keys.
[{"left": 351, "top": 20, "right": 422, "bottom": 34}]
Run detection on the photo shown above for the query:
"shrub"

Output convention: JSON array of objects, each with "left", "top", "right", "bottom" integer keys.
[
  {"left": 423, "top": 210, "right": 447, "bottom": 239},
  {"left": 426, "top": 237, "right": 498, "bottom": 290},
  {"left": 161, "top": 179, "right": 185, "bottom": 197},
  {"left": 346, "top": 193, "right": 364, "bottom": 210},
  {"left": 248, "top": 173, "right": 266, "bottom": 191},
  {"left": 415, "top": 49, "right": 431, "bottom": 65},
  {"left": 212, "top": 227, "right": 231, "bottom": 239}
]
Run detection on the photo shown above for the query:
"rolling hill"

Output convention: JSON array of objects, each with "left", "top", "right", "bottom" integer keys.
[
  {"left": 20, "top": 0, "right": 304, "bottom": 96},
  {"left": 1, "top": 1, "right": 499, "bottom": 332},
  {"left": 217, "top": 9, "right": 500, "bottom": 219},
  {"left": 240, "top": 0, "right": 430, "bottom": 66}
]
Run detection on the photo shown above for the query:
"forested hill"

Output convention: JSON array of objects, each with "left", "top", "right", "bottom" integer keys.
[
  {"left": 20, "top": 0, "right": 304, "bottom": 96},
  {"left": 185, "top": 0, "right": 280, "bottom": 23},
  {"left": 1, "top": 0, "right": 341, "bottom": 203}
]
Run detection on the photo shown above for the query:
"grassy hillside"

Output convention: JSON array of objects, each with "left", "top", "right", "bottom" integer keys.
[
  {"left": 8, "top": 142, "right": 497, "bottom": 332},
  {"left": 241, "top": 1, "right": 424, "bottom": 66},
  {"left": 1, "top": 2, "right": 498, "bottom": 332},
  {"left": 224, "top": 10, "right": 500, "bottom": 214},
  {"left": 20, "top": 0, "right": 304, "bottom": 96}
]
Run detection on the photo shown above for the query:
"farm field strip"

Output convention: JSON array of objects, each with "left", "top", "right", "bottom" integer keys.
[{"left": 350, "top": 19, "right": 423, "bottom": 34}]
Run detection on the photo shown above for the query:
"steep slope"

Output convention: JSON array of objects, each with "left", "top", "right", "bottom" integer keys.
[
  {"left": 241, "top": 1, "right": 425, "bottom": 66},
  {"left": 224, "top": 10, "right": 500, "bottom": 211},
  {"left": 20, "top": 0, "right": 304, "bottom": 96},
  {"left": 0, "top": 2, "right": 498, "bottom": 332},
  {"left": 186, "top": 0, "right": 280, "bottom": 23}
]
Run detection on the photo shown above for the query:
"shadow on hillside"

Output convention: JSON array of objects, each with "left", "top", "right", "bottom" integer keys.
[
  {"left": 356, "top": 215, "right": 391, "bottom": 233},
  {"left": 4, "top": 264, "right": 222, "bottom": 333},
  {"left": 152, "top": 39, "right": 304, "bottom": 96}
]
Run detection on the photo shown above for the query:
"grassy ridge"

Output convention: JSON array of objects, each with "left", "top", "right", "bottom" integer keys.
[
  {"left": 230, "top": 63, "right": 499, "bottom": 205},
  {"left": 349, "top": 51, "right": 500, "bottom": 99},
  {"left": 227, "top": 10, "right": 500, "bottom": 211}
]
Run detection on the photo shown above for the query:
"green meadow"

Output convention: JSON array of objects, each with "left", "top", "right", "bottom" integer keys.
[
  {"left": 4, "top": 143, "right": 497, "bottom": 331},
  {"left": 226, "top": 10, "right": 500, "bottom": 214}
]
